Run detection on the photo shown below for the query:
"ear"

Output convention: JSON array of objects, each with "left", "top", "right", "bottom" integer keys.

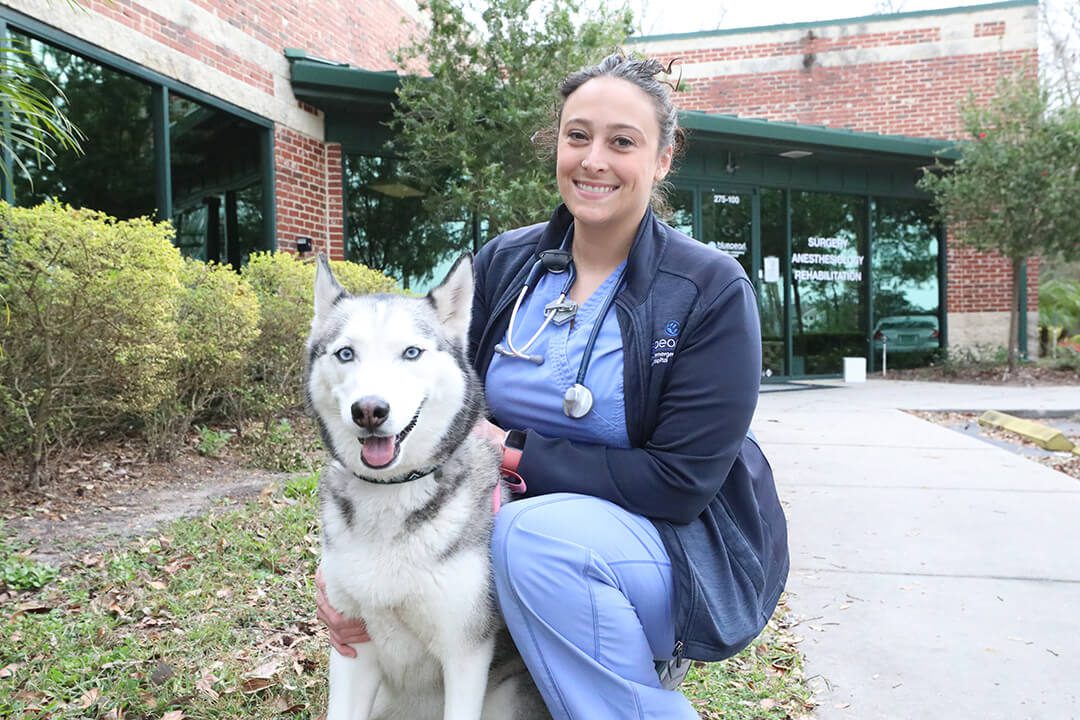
[
  {"left": 428, "top": 254, "right": 474, "bottom": 344},
  {"left": 313, "top": 253, "right": 347, "bottom": 322},
  {"left": 655, "top": 145, "right": 674, "bottom": 183}
]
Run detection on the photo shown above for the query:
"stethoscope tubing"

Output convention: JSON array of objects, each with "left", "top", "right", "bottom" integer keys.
[{"left": 495, "top": 224, "right": 626, "bottom": 418}]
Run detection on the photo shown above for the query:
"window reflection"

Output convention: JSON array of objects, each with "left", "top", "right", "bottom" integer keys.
[
  {"left": 170, "top": 94, "right": 263, "bottom": 266},
  {"left": 344, "top": 154, "right": 460, "bottom": 288},
  {"left": 667, "top": 188, "right": 694, "bottom": 237},
  {"left": 701, "top": 188, "right": 752, "bottom": 277},
  {"left": 871, "top": 198, "right": 941, "bottom": 368},
  {"left": 790, "top": 191, "right": 867, "bottom": 375},
  {"left": 9, "top": 32, "right": 155, "bottom": 220}
]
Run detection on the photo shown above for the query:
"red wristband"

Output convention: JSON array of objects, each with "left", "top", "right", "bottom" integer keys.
[{"left": 500, "top": 429, "right": 525, "bottom": 475}]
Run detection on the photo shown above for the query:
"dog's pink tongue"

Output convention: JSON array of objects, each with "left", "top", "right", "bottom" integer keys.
[{"left": 361, "top": 435, "right": 396, "bottom": 468}]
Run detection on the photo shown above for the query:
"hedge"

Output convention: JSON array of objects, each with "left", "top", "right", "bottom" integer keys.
[
  {"left": 0, "top": 201, "right": 182, "bottom": 487},
  {"left": 0, "top": 202, "right": 398, "bottom": 487}
]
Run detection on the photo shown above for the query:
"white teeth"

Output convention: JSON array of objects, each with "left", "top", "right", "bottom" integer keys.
[{"left": 577, "top": 182, "right": 616, "bottom": 194}]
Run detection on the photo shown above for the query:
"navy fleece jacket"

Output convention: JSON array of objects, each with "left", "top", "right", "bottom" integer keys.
[{"left": 470, "top": 205, "right": 789, "bottom": 661}]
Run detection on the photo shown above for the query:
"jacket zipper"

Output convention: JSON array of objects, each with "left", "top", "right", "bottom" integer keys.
[{"left": 668, "top": 523, "right": 697, "bottom": 663}]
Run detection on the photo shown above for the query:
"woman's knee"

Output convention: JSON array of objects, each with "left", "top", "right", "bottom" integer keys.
[{"left": 491, "top": 493, "right": 591, "bottom": 590}]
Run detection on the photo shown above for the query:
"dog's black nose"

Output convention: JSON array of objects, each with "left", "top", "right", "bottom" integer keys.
[{"left": 352, "top": 397, "right": 390, "bottom": 429}]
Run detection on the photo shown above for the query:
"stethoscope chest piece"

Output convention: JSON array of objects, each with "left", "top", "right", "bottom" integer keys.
[
  {"left": 562, "top": 383, "right": 594, "bottom": 419},
  {"left": 544, "top": 297, "right": 578, "bottom": 326}
]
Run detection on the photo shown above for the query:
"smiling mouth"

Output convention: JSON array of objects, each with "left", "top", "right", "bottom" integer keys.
[
  {"left": 358, "top": 404, "right": 422, "bottom": 469},
  {"left": 574, "top": 180, "right": 618, "bottom": 194}
]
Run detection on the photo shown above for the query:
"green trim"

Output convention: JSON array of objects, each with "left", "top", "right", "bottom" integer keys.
[
  {"left": 680, "top": 111, "right": 957, "bottom": 160},
  {"left": 261, "top": 128, "right": 275, "bottom": 251},
  {"left": 0, "top": 6, "right": 271, "bottom": 129},
  {"left": 631, "top": 0, "right": 1036, "bottom": 43},
  {"left": 151, "top": 85, "right": 172, "bottom": 221},
  {"left": 288, "top": 54, "right": 401, "bottom": 101}
]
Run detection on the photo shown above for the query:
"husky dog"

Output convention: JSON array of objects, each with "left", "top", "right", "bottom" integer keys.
[{"left": 306, "top": 255, "right": 549, "bottom": 720}]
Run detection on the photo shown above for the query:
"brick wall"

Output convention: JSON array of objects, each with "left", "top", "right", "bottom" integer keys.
[
  {"left": 635, "top": 3, "right": 1040, "bottom": 315},
  {"left": 79, "top": 0, "right": 415, "bottom": 90},
  {"left": 274, "top": 127, "right": 344, "bottom": 256}
]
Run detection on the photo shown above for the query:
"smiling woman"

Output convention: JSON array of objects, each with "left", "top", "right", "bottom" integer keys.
[{"left": 317, "top": 53, "right": 790, "bottom": 720}]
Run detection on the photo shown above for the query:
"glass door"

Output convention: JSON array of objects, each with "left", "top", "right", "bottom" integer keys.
[{"left": 700, "top": 187, "right": 753, "bottom": 278}]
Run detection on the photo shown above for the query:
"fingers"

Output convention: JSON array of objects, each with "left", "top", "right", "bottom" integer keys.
[
  {"left": 315, "top": 566, "right": 371, "bottom": 659},
  {"left": 471, "top": 417, "right": 507, "bottom": 447}
]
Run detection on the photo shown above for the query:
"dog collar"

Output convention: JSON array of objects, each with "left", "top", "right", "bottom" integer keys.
[{"left": 352, "top": 465, "right": 439, "bottom": 485}]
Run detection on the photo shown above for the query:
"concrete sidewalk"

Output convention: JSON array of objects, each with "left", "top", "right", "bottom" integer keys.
[{"left": 752, "top": 379, "right": 1080, "bottom": 720}]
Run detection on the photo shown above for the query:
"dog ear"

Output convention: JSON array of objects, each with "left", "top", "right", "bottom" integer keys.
[
  {"left": 428, "top": 254, "right": 473, "bottom": 343},
  {"left": 313, "top": 253, "right": 347, "bottom": 321}
]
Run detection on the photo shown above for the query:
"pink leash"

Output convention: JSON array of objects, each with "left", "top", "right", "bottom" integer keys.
[{"left": 492, "top": 470, "right": 527, "bottom": 514}]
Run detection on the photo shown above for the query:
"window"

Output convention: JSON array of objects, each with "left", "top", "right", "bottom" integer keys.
[
  {"left": 8, "top": 32, "right": 155, "bottom": 220},
  {"left": 344, "top": 154, "right": 460, "bottom": 288},
  {"left": 790, "top": 191, "right": 868, "bottom": 375},
  {"left": 3, "top": 26, "right": 271, "bottom": 263},
  {"left": 170, "top": 94, "right": 264, "bottom": 265},
  {"left": 871, "top": 198, "right": 942, "bottom": 367}
]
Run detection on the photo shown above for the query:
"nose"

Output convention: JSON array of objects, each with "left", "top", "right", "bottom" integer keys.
[
  {"left": 351, "top": 397, "right": 390, "bottom": 429},
  {"left": 581, "top": 142, "right": 607, "bottom": 172}
]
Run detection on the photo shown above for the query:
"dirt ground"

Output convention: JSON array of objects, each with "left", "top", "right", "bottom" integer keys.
[
  {"left": 887, "top": 363, "right": 1079, "bottom": 386},
  {"left": 1, "top": 438, "right": 289, "bottom": 566},
  {"left": 906, "top": 409, "right": 1080, "bottom": 481}
]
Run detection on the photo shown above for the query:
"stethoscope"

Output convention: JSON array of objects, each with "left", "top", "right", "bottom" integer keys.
[{"left": 494, "top": 226, "right": 626, "bottom": 419}]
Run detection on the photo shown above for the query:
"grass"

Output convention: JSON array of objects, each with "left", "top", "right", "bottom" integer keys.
[{"left": 1, "top": 490, "right": 814, "bottom": 719}]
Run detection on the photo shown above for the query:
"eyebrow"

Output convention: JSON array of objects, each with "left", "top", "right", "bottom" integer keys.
[{"left": 563, "top": 117, "right": 646, "bottom": 135}]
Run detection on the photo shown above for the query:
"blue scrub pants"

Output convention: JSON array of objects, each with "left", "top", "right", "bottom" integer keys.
[{"left": 492, "top": 493, "right": 699, "bottom": 719}]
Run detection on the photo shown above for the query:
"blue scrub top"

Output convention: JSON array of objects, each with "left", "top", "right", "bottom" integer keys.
[{"left": 486, "top": 261, "right": 630, "bottom": 449}]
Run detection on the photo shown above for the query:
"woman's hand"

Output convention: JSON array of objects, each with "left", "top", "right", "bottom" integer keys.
[
  {"left": 472, "top": 417, "right": 507, "bottom": 448},
  {"left": 315, "top": 566, "right": 371, "bottom": 657}
]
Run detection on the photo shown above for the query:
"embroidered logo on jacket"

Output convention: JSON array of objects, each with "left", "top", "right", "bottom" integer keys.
[{"left": 652, "top": 336, "right": 677, "bottom": 366}]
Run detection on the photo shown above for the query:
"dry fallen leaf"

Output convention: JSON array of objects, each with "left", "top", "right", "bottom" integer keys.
[
  {"left": 161, "top": 711, "right": 185, "bottom": 720},
  {"left": 0, "top": 663, "right": 20, "bottom": 679},
  {"left": 79, "top": 687, "right": 101, "bottom": 708},
  {"left": 196, "top": 672, "right": 220, "bottom": 700},
  {"left": 240, "top": 677, "right": 274, "bottom": 694},
  {"left": 148, "top": 580, "right": 167, "bottom": 591}
]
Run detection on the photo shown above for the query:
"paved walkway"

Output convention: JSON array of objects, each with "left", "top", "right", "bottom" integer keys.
[{"left": 752, "top": 379, "right": 1080, "bottom": 720}]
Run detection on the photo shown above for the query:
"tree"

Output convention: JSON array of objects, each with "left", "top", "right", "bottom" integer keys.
[
  {"left": 391, "top": 0, "right": 633, "bottom": 258},
  {"left": 918, "top": 76, "right": 1080, "bottom": 371}
]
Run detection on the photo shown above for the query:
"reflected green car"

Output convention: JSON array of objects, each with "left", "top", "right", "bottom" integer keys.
[{"left": 873, "top": 315, "right": 940, "bottom": 352}]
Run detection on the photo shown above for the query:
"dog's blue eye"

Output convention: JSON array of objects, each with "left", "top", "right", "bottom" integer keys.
[
  {"left": 402, "top": 346, "right": 423, "bottom": 361},
  {"left": 334, "top": 347, "right": 355, "bottom": 362}
]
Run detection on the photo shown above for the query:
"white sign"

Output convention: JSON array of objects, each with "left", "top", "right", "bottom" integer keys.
[
  {"left": 763, "top": 256, "right": 780, "bottom": 283},
  {"left": 716, "top": 241, "right": 747, "bottom": 258},
  {"left": 792, "top": 235, "right": 863, "bottom": 282},
  {"left": 713, "top": 194, "right": 741, "bottom": 205}
]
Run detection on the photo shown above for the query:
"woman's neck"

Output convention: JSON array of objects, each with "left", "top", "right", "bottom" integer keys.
[{"left": 570, "top": 214, "right": 641, "bottom": 275}]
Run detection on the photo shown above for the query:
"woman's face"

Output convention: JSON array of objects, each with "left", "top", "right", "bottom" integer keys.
[{"left": 556, "top": 76, "right": 673, "bottom": 236}]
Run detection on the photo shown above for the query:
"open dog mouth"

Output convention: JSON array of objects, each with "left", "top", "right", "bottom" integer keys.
[{"left": 358, "top": 403, "right": 423, "bottom": 469}]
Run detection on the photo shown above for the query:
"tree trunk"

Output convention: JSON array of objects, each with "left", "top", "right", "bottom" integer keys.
[{"left": 1007, "top": 256, "right": 1022, "bottom": 373}]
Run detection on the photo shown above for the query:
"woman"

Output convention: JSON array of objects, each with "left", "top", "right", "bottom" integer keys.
[{"left": 319, "top": 53, "right": 789, "bottom": 719}]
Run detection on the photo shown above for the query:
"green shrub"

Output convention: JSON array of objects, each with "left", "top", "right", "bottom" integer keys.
[
  {"left": 0, "top": 201, "right": 182, "bottom": 487},
  {"left": 146, "top": 259, "right": 260, "bottom": 457},
  {"left": 195, "top": 424, "right": 234, "bottom": 457},
  {"left": 1039, "top": 278, "right": 1080, "bottom": 333},
  {"left": 238, "top": 252, "right": 397, "bottom": 418}
]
